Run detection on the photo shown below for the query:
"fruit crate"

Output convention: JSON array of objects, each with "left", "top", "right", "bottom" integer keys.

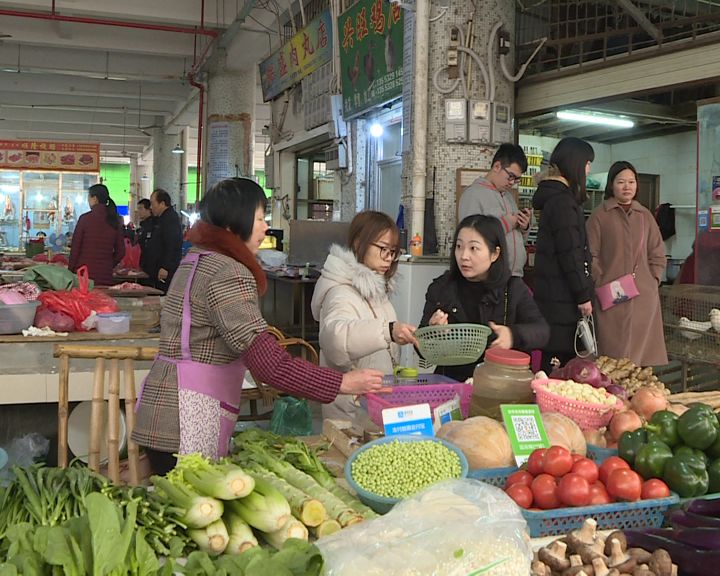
[
  {"left": 522, "top": 495, "right": 679, "bottom": 538},
  {"left": 466, "top": 466, "right": 518, "bottom": 488}
]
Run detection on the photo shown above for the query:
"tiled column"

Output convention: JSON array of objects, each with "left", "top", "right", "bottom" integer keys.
[{"left": 152, "top": 127, "right": 183, "bottom": 206}]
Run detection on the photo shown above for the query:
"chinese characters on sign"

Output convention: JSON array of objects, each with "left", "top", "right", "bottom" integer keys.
[
  {"left": 0, "top": 140, "right": 100, "bottom": 172},
  {"left": 339, "top": 0, "right": 403, "bottom": 119},
  {"left": 259, "top": 11, "right": 333, "bottom": 102}
]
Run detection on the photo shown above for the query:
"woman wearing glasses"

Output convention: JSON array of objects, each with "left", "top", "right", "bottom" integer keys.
[
  {"left": 420, "top": 214, "right": 549, "bottom": 382},
  {"left": 311, "top": 210, "right": 418, "bottom": 421}
]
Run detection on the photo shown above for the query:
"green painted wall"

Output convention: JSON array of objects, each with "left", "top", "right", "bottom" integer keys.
[{"left": 99, "top": 163, "right": 131, "bottom": 207}]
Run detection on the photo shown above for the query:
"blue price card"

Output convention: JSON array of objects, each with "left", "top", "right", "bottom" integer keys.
[{"left": 382, "top": 403, "right": 434, "bottom": 437}]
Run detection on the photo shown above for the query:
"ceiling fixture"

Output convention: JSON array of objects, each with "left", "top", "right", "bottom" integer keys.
[
  {"left": 556, "top": 110, "right": 634, "bottom": 129},
  {"left": 141, "top": 173, "right": 149, "bottom": 181},
  {"left": 172, "top": 143, "right": 185, "bottom": 155},
  {"left": 369, "top": 122, "right": 384, "bottom": 138}
]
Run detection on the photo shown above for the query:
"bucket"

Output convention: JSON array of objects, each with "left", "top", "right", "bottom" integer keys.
[{"left": 67, "top": 401, "right": 127, "bottom": 464}]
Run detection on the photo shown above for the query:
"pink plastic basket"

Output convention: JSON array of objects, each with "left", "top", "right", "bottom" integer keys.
[
  {"left": 531, "top": 378, "right": 622, "bottom": 430},
  {"left": 365, "top": 383, "right": 473, "bottom": 427}
]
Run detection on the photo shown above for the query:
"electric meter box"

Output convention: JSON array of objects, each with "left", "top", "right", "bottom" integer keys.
[
  {"left": 445, "top": 98, "right": 467, "bottom": 143},
  {"left": 492, "top": 102, "right": 512, "bottom": 144},
  {"left": 468, "top": 100, "right": 492, "bottom": 144}
]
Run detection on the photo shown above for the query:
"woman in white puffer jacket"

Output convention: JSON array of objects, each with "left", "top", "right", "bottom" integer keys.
[{"left": 311, "top": 211, "right": 417, "bottom": 421}]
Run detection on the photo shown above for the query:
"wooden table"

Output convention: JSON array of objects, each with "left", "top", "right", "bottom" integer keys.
[{"left": 264, "top": 270, "right": 318, "bottom": 340}]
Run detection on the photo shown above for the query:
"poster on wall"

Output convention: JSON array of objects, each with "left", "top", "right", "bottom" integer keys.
[
  {"left": 338, "top": 0, "right": 404, "bottom": 119},
  {"left": 207, "top": 122, "right": 231, "bottom": 190},
  {"left": 0, "top": 140, "right": 100, "bottom": 172},
  {"left": 259, "top": 10, "right": 333, "bottom": 102}
]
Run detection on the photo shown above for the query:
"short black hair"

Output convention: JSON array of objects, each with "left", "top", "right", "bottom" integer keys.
[
  {"left": 491, "top": 143, "right": 528, "bottom": 173},
  {"left": 137, "top": 198, "right": 151, "bottom": 210},
  {"left": 604, "top": 160, "right": 638, "bottom": 200},
  {"left": 151, "top": 188, "right": 172, "bottom": 207},
  {"left": 449, "top": 214, "right": 510, "bottom": 288},
  {"left": 549, "top": 137, "right": 595, "bottom": 204},
  {"left": 199, "top": 178, "right": 267, "bottom": 241}
]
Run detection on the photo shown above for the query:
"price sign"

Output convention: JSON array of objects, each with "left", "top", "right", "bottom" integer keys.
[
  {"left": 500, "top": 404, "right": 550, "bottom": 466},
  {"left": 382, "top": 403, "right": 434, "bottom": 437}
]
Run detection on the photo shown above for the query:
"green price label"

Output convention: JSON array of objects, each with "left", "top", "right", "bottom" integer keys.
[{"left": 500, "top": 404, "right": 550, "bottom": 466}]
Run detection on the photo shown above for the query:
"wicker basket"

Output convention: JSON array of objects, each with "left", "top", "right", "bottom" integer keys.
[
  {"left": 532, "top": 379, "right": 622, "bottom": 430},
  {"left": 414, "top": 323, "right": 491, "bottom": 366}
]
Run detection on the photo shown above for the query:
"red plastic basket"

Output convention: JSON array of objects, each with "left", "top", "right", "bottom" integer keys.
[
  {"left": 532, "top": 378, "right": 622, "bottom": 430},
  {"left": 365, "top": 382, "right": 473, "bottom": 427}
]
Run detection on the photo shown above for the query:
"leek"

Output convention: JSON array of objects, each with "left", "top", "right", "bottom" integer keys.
[
  {"left": 226, "top": 477, "right": 291, "bottom": 533},
  {"left": 223, "top": 510, "right": 258, "bottom": 555},
  {"left": 173, "top": 453, "right": 255, "bottom": 500},
  {"left": 261, "top": 517, "right": 308, "bottom": 550},
  {"left": 187, "top": 518, "right": 229, "bottom": 556},
  {"left": 311, "top": 518, "right": 342, "bottom": 539},
  {"left": 150, "top": 475, "right": 224, "bottom": 529}
]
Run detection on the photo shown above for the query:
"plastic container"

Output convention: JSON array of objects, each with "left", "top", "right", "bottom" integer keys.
[
  {"left": 409, "top": 233, "right": 423, "bottom": 257},
  {"left": 344, "top": 435, "right": 469, "bottom": 514},
  {"left": 0, "top": 300, "right": 40, "bottom": 334},
  {"left": 365, "top": 381, "right": 472, "bottom": 427},
  {"left": 532, "top": 378, "right": 622, "bottom": 430},
  {"left": 414, "top": 323, "right": 491, "bottom": 366},
  {"left": 471, "top": 349, "right": 534, "bottom": 420},
  {"left": 96, "top": 312, "right": 131, "bottom": 334}
]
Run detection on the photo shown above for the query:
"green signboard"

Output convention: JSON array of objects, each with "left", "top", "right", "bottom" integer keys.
[
  {"left": 259, "top": 11, "right": 333, "bottom": 102},
  {"left": 338, "top": 0, "right": 404, "bottom": 119}
]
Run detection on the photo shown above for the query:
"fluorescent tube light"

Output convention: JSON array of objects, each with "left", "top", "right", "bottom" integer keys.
[
  {"left": 556, "top": 110, "right": 634, "bottom": 128},
  {"left": 172, "top": 144, "right": 185, "bottom": 154}
]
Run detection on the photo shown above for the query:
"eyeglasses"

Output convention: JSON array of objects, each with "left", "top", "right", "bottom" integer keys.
[
  {"left": 372, "top": 243, "right": 399, "bottom": 261},
  {"left": 502, "top": 167, "right": 522, "bottom": 183}
]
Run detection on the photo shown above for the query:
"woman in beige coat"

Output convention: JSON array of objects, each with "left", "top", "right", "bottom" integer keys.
[
  {"left": 311, "top": 211, "right": 417, "bottom": 421},
  {"left": 586, "top": 161, "right": 668, "bottom": 367}
]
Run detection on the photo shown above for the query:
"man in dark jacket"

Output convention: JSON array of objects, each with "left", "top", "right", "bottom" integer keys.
[
  {"left": 135, "top": 198, "right": 156, "bottom": 272},
  {"left": 144, "top": 188, "right": 182, "bottom": 292}
]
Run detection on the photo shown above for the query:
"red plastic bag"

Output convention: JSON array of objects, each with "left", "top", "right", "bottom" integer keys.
[
  {"left": 37, "top": 266, "right": 118, "bottom": 331},
  {"left": 119, "top": 238, "right": 141, "bottom": 270},
  {"left": 34, "top": 304, "right": 76, "bottom": 332}
]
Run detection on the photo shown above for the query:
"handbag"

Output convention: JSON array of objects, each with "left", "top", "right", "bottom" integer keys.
[{"left": 596, "top": 216, "right": 645, "bottom": 311}]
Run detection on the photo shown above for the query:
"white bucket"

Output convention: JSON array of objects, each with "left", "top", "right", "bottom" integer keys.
[{"left": 67, "top": 401, "right": 127, "bottom": 464}]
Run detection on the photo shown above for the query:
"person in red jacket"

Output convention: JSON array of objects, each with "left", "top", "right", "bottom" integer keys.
[{"left": 69, "top": 184, "right": 125, "bottom": 286}]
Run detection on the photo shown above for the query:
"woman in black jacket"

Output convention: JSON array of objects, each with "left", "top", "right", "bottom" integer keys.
[
  {"left": 532, "top": 137, "right": 596, "bottom": 372},
  {"left": 420, "top": 215, "right": 550, "bottom": 382}
]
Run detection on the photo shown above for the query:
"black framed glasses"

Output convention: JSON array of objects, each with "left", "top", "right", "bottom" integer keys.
[
  {"left": 372, "top": 243, "right": 399, "bottom": 261},
  {"left": 503, "top": 167, "right": 522, "bottom": 183}
]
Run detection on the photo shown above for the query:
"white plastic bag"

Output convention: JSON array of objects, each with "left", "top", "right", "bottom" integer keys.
[{"left": 317, "top": 479, "right": 532, "bottom": 576}]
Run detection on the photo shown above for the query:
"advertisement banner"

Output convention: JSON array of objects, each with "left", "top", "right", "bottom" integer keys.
[
  {"left": 0, "top": 140, "right": 100, "bottom": 172},
  {"left": 259, "top": 10, "right": 333, "bottom": 102},
  {"left": 339, "top": 0, "right": 403, "bottom": 119}
]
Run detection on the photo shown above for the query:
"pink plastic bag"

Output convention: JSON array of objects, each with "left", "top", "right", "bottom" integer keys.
[{"left": 120, "top": 238, "right": 141, "bottom": 270}]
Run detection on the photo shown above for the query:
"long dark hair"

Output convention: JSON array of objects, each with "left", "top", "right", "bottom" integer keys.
[
  {"left": 450, "top": 214, "right": 510, "bottom": 289},
  {"left": 88, "top": 184, "right": 120, "bottom": 230},
  {"left": 199, "top": 178, "right": 267, "bottom": 241},
  {"left": 604, "top": 160, "right": 639, "bottom": 200},
  {"left": 549, "top": 137, "right": 595, "bottom": 204},
  {"left": 348, "top": 210, "right": 400, "bottom": 278}
]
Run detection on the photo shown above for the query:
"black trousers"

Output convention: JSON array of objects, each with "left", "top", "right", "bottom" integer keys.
[{"left": 144, "top": 448, "right": 176, "bottom": 476}]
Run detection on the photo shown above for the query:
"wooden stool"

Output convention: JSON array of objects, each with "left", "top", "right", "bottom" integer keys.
[{"left": 54, "top": 344, "right": 157, "bottom": 485}]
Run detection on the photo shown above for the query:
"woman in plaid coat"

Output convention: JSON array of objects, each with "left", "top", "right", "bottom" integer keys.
[{"left": 132, "top": 178, "right": 383, "bottom": 473}]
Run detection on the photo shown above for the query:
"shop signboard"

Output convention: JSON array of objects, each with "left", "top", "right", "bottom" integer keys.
[
  {"left": 339, "top": 0, "right": 403, "bottom": 119},
  {"left": 259, "top": 10, "right": 333, "bottom": 102},
  {"left": 0, "top": 140, "right": 100, "bottom": 172}
]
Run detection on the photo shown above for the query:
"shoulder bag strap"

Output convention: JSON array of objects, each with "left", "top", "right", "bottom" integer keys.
[{"left": 632, "top": 215, "right": 646, "bottom": 278}]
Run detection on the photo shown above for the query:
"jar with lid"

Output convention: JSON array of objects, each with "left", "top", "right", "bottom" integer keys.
[{"left": 471, "top": 348, "right": 534, "bottom": 420}]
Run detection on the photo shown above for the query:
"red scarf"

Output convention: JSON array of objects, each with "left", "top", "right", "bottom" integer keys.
[{"left": 186, "top": 221, "right": 267, "bottom": 295}]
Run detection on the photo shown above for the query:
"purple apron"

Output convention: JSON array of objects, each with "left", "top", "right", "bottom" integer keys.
[{"left": 160, "top": 251, "right": 245, "bottom": 459}]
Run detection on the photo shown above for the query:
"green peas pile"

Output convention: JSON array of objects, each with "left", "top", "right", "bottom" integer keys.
[{"left": 351, "top": 439, "right": 463, "bottom": 499}]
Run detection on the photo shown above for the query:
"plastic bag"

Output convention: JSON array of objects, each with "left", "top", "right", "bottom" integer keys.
[
  {"left": 23, "top": 264, "right": 92, "bottom": 291},
  {"left": 119, "top": 238, "right": 141, "bottom": 270},
  {"left": 34, "top": 304, "right": 76, "bottom": 332},
  {"left": 269, "top": 396, "right": 313, "bottom": 436},
  {"left": 0, "top": 433, "right": 50, "bottom": 486},
  {"left": 317, "top": 479, "right": 532, "bottom": 576}
]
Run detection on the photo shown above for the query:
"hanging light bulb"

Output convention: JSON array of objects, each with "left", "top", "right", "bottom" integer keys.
[
  {"left": 141, "top": 173, "right": 149, "bottom": 181},
  {"left": 171, "top": 144, "right": 185, "bottom": 155}
]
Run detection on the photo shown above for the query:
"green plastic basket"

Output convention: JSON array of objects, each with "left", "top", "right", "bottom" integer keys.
[{"left": 414, "top": 323, "right": 492, "bottom": 366}]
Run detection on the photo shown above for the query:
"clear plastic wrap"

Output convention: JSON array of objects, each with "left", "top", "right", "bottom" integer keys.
[{"left": 317, "top": 479, "right": 532, "bottom": 576}]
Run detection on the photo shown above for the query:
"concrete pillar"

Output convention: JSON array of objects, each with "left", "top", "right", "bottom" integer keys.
[
  {"left": 128, "top": 156, "right": 140, "bottom": 222},
  {"left": 204, "top": 49, "right": 256, "bottom": 190},
  {"left": 152, "top": 127, "right": 183, "bottom": 206}
]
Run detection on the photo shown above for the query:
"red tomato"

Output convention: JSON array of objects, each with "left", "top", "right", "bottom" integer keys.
[
  {"left": 641, "top": 479, "right": 671, "bottom": 500},
  {"left": 588, "top": 481, "right": 613, "bottom": 505},
  {"left": 531, "top": 474, "right": 561, "bottom": 510},
  {"left": 607, "top": 468, "right": 643, "bottom": 502},
  {"left": 505, "top": 470, "right": 534, "bottom": 490},
  {"left": 543, "top": 446, "right": 574, "bottom": 478},
  {"left": 505, "top": 483, "right": 533, "bottom": 509},
  {"left": 599, "top": 456, "right": 631, "bottom": 485},
  {"left": 527, "top": 449, "right": 547, "bottom": 476},
  {"left": 571, "top": 453, "right": 585, "bottom": 463},
  {"left": 571, "top": 458, "right": 600, "bottom": 484},
  {"left": 557, "top": 473, "right": 591, "bottom": 507}
]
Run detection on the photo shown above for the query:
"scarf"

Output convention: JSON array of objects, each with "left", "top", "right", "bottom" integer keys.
[{"left": 186, "top": 221, "right": 267, "bottom": 295}]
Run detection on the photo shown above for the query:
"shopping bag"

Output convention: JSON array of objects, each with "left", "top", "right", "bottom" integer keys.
[
  {"left": 119, "top": 238, "right": 141, "bottom": 270},
  {"left": 269, "top": 396, "right": 313, "bottom": 436}
]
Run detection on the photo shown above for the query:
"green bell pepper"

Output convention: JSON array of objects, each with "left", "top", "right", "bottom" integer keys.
[
  {"left": 645, "top": 410, "right": 680, "bottom": 447},
  {"left": 674, "top": 445, "right": 709, "bottom": 467},
  {"left": 635, "top": 440, "right": 674, "bottom": 480},
  {"left": 677, "top": 405, "right": 720, "bottom": 451},
  {"left": 708, "top": 459, "right": 720, "bottom": 494},
  {"left": 706, "top": 429, "right": 720, "bottom": 460},
  {"left": 663, "top": 454, "right": 709, "bottom": 498},
  {"left": 618, "top": 428, "right": 647, "bottom": 467}
]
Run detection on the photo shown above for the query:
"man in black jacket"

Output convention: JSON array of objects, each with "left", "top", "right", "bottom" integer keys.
[
  {"left": 144, "top": 188, "right": 182, "bottom": 292},
  {"left": 135, "top": 198, "right": 155, "bottom": 268}
]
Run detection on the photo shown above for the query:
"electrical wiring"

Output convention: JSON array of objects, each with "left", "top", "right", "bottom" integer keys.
[
  {"left": 431, "top": 23, "right": 490, "bottom": 102},
  {"left": 487, "top": 21, "right": 503, "bottom": 102},
  {"left": 500, "top": 36, "right": 547, "bottom": 82}
]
